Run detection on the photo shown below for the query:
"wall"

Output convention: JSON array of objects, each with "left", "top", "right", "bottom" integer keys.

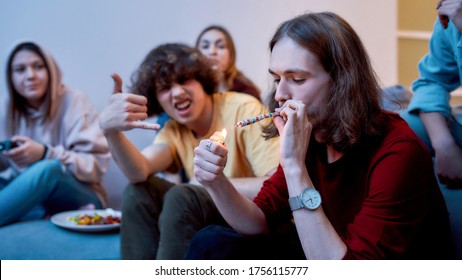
[
  {"left": 0, "top": 0, "right": 397, "bottom": 208},
  {"left": 397, "top": 0, "right": 435, "bottom": 89},
  {"left": 0, "top": 0, "right": 397, "bottom": 109},
  {"left": 397, "top": 0, "right": 462, "bottom": 104}
]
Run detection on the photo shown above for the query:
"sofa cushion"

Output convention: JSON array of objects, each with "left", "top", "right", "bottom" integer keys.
[{"left": 0, "top": 220, "right": 120, "bottom": 260}]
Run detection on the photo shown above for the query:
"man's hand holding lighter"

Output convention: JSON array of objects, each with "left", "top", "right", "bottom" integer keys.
[{"left": 194, "top": 129, "right": 228, "bottom": 186}]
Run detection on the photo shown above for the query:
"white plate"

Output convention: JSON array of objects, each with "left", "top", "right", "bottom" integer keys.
[{"left": 50, "top": 209, "right": 122, "bottom": 232}]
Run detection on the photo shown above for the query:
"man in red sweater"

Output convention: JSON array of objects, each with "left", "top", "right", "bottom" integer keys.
[{"left": 188, "top": 12, "right": 454, "bottom": 259}]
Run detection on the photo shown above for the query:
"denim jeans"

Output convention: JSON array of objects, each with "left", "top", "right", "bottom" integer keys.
[
  {"left": 120, "top": 176, "right": 225, "bottom": 260},
  {"left": 0, "top": 159, "right": 102, "bottom": 226},
  {"left": 400, "top": 110, "right": 462, "bottom": 155},
  {"left": 185, "top": 224, "right": 306, "bottom": 260}
]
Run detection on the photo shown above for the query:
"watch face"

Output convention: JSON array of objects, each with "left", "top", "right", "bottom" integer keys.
[{"left": 301, "top": 188, "right": 321, "bottom": 210}]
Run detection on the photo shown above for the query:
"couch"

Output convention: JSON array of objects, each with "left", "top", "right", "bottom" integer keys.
[{"left": 0, "top": 123, "right": 161, "bottom": 260}]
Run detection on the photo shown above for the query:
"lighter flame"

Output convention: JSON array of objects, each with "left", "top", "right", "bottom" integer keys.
[{"left": 221, "top": 128, "right": 227, "bottom": 140}]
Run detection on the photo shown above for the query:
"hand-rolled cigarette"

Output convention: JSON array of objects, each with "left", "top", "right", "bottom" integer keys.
[{"left": 234, "top": 112, "right": 280, "bottom": 128}]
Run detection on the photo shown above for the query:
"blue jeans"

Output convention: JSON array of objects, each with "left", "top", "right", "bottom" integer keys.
[
  {"left": 0, "top": 160, "right": 102, "bottom": 226},
  {"left": 400, "top": 111, "right": 462, "bottom": 154}
]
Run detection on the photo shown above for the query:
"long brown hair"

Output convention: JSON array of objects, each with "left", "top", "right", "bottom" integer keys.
[
  {"left": 6, "top": 42, "right": 53, "bottom": 135},
  {"left": 263, "top": 12, "right": 386, "bottom": 152}
]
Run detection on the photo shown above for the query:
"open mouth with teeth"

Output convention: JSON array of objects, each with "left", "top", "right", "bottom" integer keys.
[{"left": 175, "top": 100, "right": 192, "bottom": 111}]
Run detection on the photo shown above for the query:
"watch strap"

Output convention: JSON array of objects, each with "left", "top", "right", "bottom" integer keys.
[{"left": 288, "top": 196, "right": 303, "bottom": 211}]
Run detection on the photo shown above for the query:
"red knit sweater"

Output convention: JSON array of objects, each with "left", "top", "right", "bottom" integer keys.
[{"left": 254, "top": 113, "right": 453, "bottom": 259}]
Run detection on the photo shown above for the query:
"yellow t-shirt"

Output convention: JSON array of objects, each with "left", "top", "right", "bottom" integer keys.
[{"left": 154, "top": 92, "right": 279, "bottom": 179}]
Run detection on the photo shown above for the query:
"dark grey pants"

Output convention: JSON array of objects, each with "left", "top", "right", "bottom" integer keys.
[{"left": 120, "top": 176, "right": 225, "bottom": 259}]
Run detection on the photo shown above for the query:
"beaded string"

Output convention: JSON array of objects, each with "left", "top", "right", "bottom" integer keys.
[{"left": 234, "top": 112, "right": 280, "bottom": 128}]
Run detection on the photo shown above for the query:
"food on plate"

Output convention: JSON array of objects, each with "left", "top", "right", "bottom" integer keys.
[{"left": 68, "top": 213, "right": 121, "bottom": 225}]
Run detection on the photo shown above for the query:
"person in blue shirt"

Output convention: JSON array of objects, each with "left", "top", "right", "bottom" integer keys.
[{"left": 402, "top": 0, "right": 462, "bottom": 188}]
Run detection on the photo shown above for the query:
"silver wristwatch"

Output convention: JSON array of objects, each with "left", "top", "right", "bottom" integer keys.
[{"left": 288, "top": 188, "right": 322, "bottom": 211}]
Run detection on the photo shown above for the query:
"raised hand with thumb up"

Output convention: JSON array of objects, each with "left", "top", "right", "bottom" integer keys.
[{"left": 99, "top": 73, "right": 161, "bottom": 135}]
